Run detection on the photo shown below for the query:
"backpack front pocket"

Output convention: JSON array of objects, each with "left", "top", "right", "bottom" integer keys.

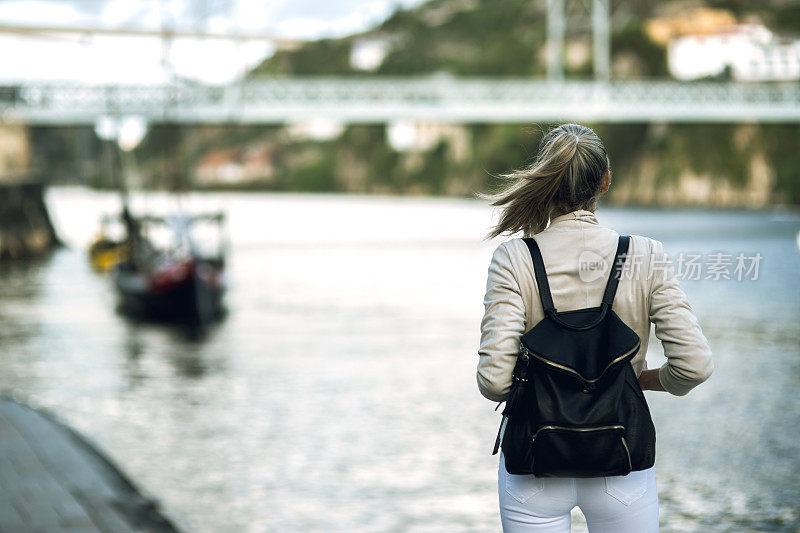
[{"left": 530, "top": 425, "right": 632, "bottom": 477}]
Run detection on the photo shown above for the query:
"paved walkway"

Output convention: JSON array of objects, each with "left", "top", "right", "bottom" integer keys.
[{"left": 0, "top": 397, "right": 180, "bottom": 532}]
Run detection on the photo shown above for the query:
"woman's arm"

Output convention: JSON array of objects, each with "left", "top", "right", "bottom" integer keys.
[
  {"left": 477, "top": 243, "right": 527, "bottom": 402},
  {"left": 647, "top": 239, "right": 714, "bottom": 396},
  {"left": 638, "top": 369, "right": 666, "bottom": 391}
]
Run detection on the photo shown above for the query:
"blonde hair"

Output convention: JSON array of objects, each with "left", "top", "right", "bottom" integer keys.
[{"left": 483, "top": 123, "right": 610, "bottom": 239}]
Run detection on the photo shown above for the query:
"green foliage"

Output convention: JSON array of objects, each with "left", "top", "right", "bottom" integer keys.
[
  {"left": 252, "top": 0, "right": 689, "bottom": 79},
  {"left": 257, "top": 0, "right": 549, "bottom": 77},
  {"left": 474, "top": 124, "right": 544, "bottom": 178},
  {"left": 655, "top": 125, "right": 750, "bottom": 186},
  {"left": 419, "top": 141, "right": 449, "bottom": 194},
  {"left": 611, "top": 18, "right": 669, "bottom": 78},
  {"left": 30, "top": 127, "right": 100, "bottom": 185},
  {"left": 253, "top": 39, "right": 354, "bottom": 75},
  {"left": 768, "top": 5, "right": 800, "bottom": 33},
  {"left": 339, "top": 125, "right": 398, "bottom": 189},
  {"left": 708, "top": 0, "right": 800, "bottom": 34},
  {"left": 762, "top": 125, "right": 800, "bottom": 204},
  {"left": 287, "top": 157, "right": 338, "bottom": 192}
]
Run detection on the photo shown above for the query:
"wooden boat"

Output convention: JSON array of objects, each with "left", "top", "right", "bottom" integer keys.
[{"left": 112, "top": 212, "right": 228, "bottom": 324}]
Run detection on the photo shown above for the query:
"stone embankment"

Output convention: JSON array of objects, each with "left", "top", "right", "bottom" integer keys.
[{"left": 0, "top": 397, "right": 181, "bottom": 532}]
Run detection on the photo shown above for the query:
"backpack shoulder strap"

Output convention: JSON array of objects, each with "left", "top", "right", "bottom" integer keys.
[
  {"left": 601, "top": 235, "right": 631, "bottom": 307},
  {"left": 522, "top": 238, "right": 556, "bottom": 315}
]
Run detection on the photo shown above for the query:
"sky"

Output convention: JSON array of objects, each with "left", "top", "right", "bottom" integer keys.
[{"left": 0, "top": 0, "right": 426, "bottom": 84}]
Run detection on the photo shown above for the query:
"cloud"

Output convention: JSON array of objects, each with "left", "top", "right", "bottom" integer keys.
[
  {"left": 0, "top": 0, "right": 83, "bottom": 24},
  {"left": 100, "top": 0, "right": 141, "bottom": 25},
  {"left": 267, "top": 0, "right": 405, "bottom": 39},
  {"left": 0, "top": 0, "right": 426, "bottom": 83}
]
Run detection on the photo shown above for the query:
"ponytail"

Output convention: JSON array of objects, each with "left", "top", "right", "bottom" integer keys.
[{"left": 482, "top": 124, "right": 609, "bottom": 239}]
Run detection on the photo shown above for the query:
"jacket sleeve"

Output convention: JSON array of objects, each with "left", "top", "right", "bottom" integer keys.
[
  {"left": 477, "top": 242, "right": 526, "bottom": 402},
  {"left": 648, "top": 239, "right": 714, "bottom": 396}
]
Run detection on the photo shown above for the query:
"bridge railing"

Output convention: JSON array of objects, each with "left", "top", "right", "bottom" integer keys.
[{"left": 2, "top": 78, "right": 799, "bottom": 124}]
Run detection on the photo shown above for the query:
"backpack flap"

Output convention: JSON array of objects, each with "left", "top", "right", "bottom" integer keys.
[{"left": 520, "top": 308, "right": 640, "bottom": 388}]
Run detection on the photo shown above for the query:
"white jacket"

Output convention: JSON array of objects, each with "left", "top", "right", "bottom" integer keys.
[{"left": 477, "top": 209, "right": 713, "bottom": 401}]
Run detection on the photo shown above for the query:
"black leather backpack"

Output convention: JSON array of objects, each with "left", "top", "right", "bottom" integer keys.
[{"left": 493, "top": 235, "right": 656, "bottom": 477}]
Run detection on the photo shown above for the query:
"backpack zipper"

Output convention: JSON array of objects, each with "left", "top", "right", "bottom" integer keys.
[
  {"left": 620, "top": 436, "right": 633, "bottom": 471},
  {"left": 520, "top": 341, "right": 641, "bottom": 384},
  {"left": 531, "top": 425, "right": 633, "bottom": 471},
  {"left": 531, "top": 424, "right": 625, "bottom": 443}
]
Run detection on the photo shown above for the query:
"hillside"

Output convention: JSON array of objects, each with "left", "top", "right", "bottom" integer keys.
[
  {"left": 253, "top": 0, "right": 667, "bottom": 78},
  {"left": 252, "top": 0, "right": 800, "bottom": 78}
]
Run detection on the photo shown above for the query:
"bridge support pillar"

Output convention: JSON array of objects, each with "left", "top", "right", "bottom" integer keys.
[
  {"left": 0, "top": 122, "right": 31, "bottom": 178},
  {"left": 0, "top": 122, "right": 61, "bottom": 260},
  {"left": 547, "top": 0, "right": 565, "bottom": 80},
  {"left": 592, "top": 0, "right": 611, "bottom": 81}
]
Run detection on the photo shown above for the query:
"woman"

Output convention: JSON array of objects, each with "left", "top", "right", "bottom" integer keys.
[{"left": 477, "top": 124, "right": 713, "bottom": 532}]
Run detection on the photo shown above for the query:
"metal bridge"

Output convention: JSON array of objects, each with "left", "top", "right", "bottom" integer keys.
[{"left": 2, "top": 78, "right": 799, "bottom": 125}]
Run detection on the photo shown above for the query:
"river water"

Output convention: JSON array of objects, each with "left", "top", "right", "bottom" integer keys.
[{"left": 1, "top": 187, "right": 798, "bottom": 532}]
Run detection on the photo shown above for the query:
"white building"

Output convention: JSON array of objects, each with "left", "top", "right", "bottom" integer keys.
[
  {"left": 350, "top": 37, "right": 391, "bottom": 71},
  {"left": 668, "top": 24, "right": 800, "bottom": 82},
  {"left": 387, "top": 120, "right": 469, "bottom": 161}
]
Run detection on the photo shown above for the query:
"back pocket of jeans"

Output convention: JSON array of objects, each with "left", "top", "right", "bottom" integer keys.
[
  {"left": 604, "top": 469, "right": 648, "bottom": 505},
  {"left": 504, "top": 473, "right": 544, "bottom": 504}
]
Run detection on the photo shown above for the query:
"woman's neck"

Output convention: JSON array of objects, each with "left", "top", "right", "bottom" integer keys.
[{"left": 551, "top": 203, "right": 596, "bottom": 219}]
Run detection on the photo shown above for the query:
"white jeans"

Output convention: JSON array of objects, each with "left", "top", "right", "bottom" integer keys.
[{"left": 498, "top": 456, "right": 659, "bottom": 532}]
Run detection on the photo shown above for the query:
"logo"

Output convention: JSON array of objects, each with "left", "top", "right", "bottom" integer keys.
[{"left": 578, "top": 249, "right": 607, "bottom": 283}]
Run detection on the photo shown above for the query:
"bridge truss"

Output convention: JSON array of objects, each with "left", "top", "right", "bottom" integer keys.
[{"left": 2, "top": 78, "right": 799, "bottom": 125}]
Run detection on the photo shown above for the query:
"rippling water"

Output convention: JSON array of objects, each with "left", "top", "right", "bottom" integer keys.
[{"left": 1, "top": 187, "right": 798, "bottom": 532}]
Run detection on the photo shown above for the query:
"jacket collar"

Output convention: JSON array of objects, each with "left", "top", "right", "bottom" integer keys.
[{"left": 549, "top": 209, "right": 599, "bottom": 227}]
